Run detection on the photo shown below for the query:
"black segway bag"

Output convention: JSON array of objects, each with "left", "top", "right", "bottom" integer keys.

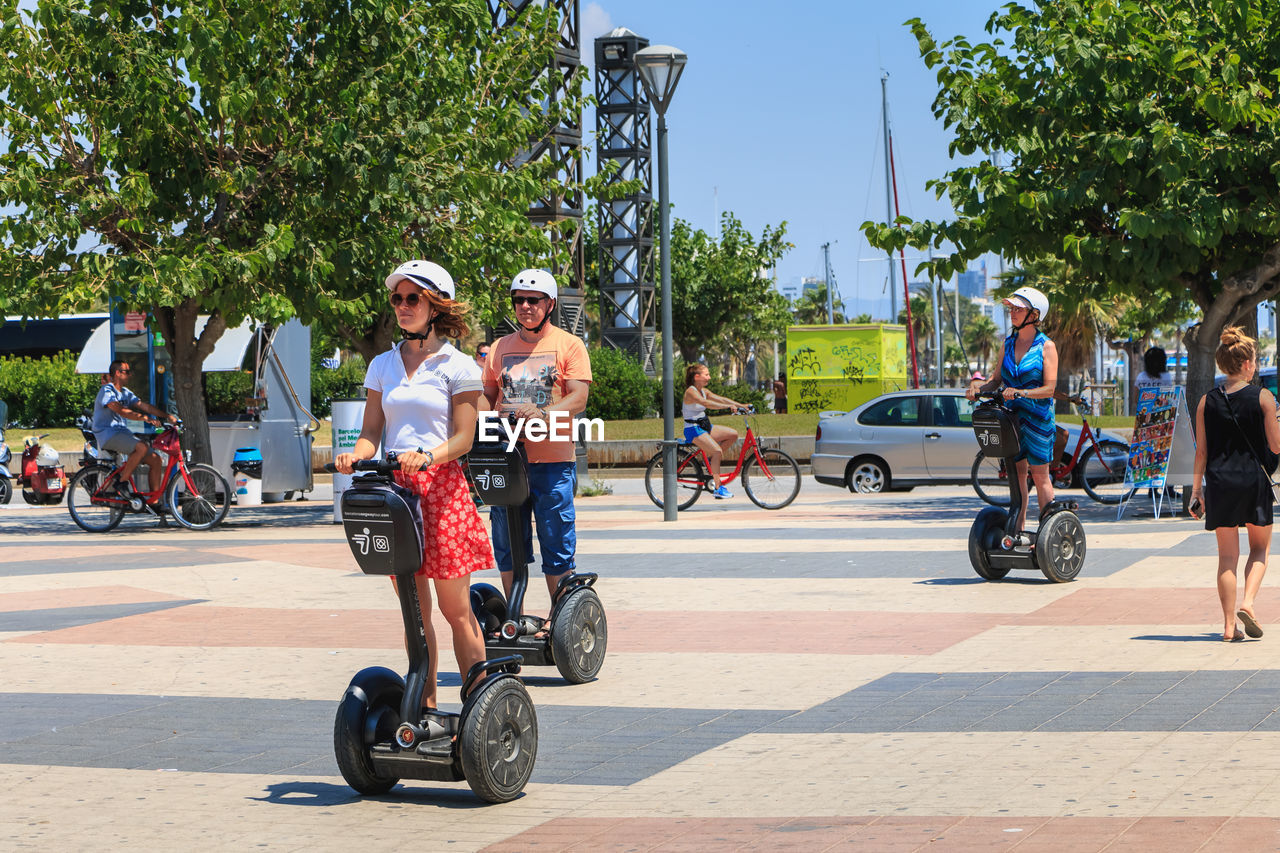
[
  {"left": 465, "top": 438, "right": 530, "bottom": 507},
  {"left": 973, "top": 404, "right": 1021, "bottom": 459},
  {"left": 340, "top": 477, "right": 424, "bottom": 576}
]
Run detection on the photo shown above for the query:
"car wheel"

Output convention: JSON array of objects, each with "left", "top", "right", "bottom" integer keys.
[{"left": 847, "top": 458, "right": 888, "bottom": 493}]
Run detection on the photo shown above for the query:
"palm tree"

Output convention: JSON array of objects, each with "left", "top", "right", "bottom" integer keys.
[
  {"left": 791, "top": 283, "right": 845, "bottom": 325},
  {"left": 899, "top": 292, "right": 934, "bottom": 381},
  {"left": 963, "top": 315, "right": 1000, "bottom": 375}
]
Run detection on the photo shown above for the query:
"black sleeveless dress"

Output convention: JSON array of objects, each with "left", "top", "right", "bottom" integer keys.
[{"left": 1203, "top": 384, "right": 1275, "bottom": 529}]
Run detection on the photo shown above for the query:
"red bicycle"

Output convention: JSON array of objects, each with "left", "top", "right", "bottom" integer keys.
[
  {"left": 643, "top": 408, "right": 801, "bottom": 510},
  {"left": 66, "top": 420, "right": 232, "bottom": 532},
  {"left": 971, "top": 396, "right": 1133, "bottom": 506}
]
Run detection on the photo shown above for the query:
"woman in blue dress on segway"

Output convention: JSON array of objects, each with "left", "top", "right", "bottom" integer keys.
[
  {"left": 966, "top": 286, "right": 1084, "bottom": 583},
  {"left": 967, "top": 286, "right": 1060, "bottom": 525}
]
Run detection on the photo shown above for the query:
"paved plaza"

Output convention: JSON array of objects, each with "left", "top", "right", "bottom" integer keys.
[{"left": 4, "top": 477, "right": 1280, "bottom": 851}]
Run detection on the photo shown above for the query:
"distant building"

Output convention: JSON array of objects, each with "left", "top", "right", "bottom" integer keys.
[
  {"left": 957, "top": 267, "right": 987, "bottom": 299},
  {"left": 777, "top": 279, "right": 803, "bottom": 302},
  {"left": 800, "top": 276, "right": 823, "bottom": 295}
]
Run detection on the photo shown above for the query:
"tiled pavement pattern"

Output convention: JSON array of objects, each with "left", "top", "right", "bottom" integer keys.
[{"left": 5, "top": 482, "right": 1280, "bottom": 851}]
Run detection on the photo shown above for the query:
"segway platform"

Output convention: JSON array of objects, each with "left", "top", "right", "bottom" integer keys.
[
  {"left": 969, "top": 397, "right": 1087, "bottom": 583},
  {"left": 467, "top": 434, "right": 608, "bottom": 683},
  {"left": 333, "top": 459, "right": 537, "bottom": 803}
]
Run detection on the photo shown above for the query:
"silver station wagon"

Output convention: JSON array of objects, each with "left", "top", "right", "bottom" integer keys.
[{"left": 812, "top": 388, "right": 1121, "bottom": 493}]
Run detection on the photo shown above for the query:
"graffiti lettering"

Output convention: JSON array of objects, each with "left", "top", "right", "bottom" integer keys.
[
  {"left": 791, "top": 379, "right": 835, "bottom": 413},
  {"left": 787, "top": 346, "right": 822, "bottom": 376}
]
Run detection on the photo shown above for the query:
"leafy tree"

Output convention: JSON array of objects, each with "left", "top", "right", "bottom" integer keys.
[
  {"left": 664, "top": 212, "right": 792, "bottom": 363},
  {"left": 791, "top": 283, "right": 845, "bottom": 326},
  {"left": 864, "top": 0, "right": 1280, "bottom": 408},
  {"left": 851, "top": 312, "right": 873, "bottom": 324},
  {"left": 0, "top": 0, "right": 577, "bottom": 462}
]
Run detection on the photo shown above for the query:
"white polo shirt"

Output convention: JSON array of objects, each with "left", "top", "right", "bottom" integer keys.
[{"left": 363, "top": 342, "right": 482, "bottom": 453}]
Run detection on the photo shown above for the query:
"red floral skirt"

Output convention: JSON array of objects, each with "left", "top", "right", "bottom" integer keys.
[{"left": 393, "top": 461, "right": 494, "bottom": 579}]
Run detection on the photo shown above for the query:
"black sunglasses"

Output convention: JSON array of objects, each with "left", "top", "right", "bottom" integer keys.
[
  {"left": 512, "top": 295, "right": 547, "bottom": 306},
  {"left": 390, "top": 292, "right": 423, "bottom": 307}
]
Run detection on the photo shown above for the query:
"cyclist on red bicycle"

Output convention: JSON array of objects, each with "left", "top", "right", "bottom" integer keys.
[
  {"left": 92, "top": 360, "right": 177, "bottom": 499},
  {"left": 683, "top": 363, "right": 749, "bottom": 499}
]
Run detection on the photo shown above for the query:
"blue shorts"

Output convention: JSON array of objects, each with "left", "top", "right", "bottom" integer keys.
[
  {"left": 489, "top": 461, "right": 577, "bottom": 576},
  {"left": 683, "top": 422, "right": 708, "bottom": 442}
]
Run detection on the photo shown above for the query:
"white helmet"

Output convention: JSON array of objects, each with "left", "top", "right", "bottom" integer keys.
[
  {"left": 384, "top": 260, "right": 455, "bottom": 300},
  {"left": 510, "top": 268, "right": 557, "bottom": 300},
  {"left": 1002, "top": 286, "right": 1049, "bottom": 321},
  {"left": 36, "top": 443, "right": 59, "bottom": 467}
]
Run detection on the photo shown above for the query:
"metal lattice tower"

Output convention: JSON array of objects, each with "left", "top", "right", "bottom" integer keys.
[
  {"left": 594, "top": 28, "right": 656, "bottom": 374},
  {"left": 490, "top": 0, "right": 586, "bottom": 339}
]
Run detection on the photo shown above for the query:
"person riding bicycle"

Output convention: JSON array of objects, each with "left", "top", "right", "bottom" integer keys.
[
  {"left": 92, "top": 359, "right": 178, "bottom": 499},
  {"left": 482, "top": 269, "right": 592, "bottom": 614},
  {"left": 683, "top": 363, "right": 749, "bottom": 499},
  {"left": 966, "top": 286, "right": 1059, "bottom": 525}
]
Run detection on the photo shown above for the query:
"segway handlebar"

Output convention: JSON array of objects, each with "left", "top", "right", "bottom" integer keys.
[
  {"left": 972, "top": 388, "right": 1006, "bottom": 403},
  {"left": 324, "top": 452, "right": 402, "bottom": 475}
]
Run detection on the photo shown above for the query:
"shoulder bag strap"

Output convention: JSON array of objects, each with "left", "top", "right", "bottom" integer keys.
[{"left": 1218, "top": 386, "right": 1276, "bottom": 482}]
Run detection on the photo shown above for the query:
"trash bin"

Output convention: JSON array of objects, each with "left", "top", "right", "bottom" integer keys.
[{"left": 231, "top": 447, "right": 263, "bottom": 506}]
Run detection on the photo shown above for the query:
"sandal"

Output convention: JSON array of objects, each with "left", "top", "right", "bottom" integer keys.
[{"left": 1238, "top": 609, "right": 1264, "bottom": 639}]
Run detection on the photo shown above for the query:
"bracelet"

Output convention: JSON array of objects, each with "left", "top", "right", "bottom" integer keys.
[{"left": 416, "top": 447, "right": 435, "bottom": 466}]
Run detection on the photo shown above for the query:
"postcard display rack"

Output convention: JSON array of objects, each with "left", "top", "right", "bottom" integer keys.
[{"left": 1117, "top": 386, "right": 1196, "bottom": 520}]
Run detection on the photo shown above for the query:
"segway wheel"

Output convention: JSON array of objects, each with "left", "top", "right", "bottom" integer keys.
[
  {"left": 969, "top": 506, "right": 1011, "bottom": 580},
  {"left": 1035, "top": 510, "right": 1086, "bottom": 583},
  {"left": 333, "top": 667, "right": 405, "bottom": 795},
  {"left": 459, "top": 677, "right": 537, "bottom": 803},
  {"left": 470, "top": 583, "right": 507, "bottom": 637},
  {"left": 551, "top": 587, "right": 607, "bottom": 683}
]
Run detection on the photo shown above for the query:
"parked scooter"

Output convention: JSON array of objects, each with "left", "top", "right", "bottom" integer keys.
[
  {"left": 18, "top": 433, "right": 65, "bottom": 505},
  {"left": 0, "top": 424, "right": 12, "bottom": 504}
]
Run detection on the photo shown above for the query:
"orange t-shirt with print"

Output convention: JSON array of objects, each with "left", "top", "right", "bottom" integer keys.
[{"left": 482, "top": 326, "right": 592, "bottom": 464}]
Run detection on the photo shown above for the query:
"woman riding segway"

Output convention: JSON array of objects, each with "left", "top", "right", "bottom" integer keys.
[
  {"left": 967, "top": 286, "right": 1059, "bottom": 524},
  {"left": 966, "top": 287, "right": 1085, "bottom": 583}
]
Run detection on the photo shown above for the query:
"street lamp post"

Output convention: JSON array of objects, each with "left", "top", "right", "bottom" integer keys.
[{"left": 635, "top": 44, "right": 687, "bottom": 522}]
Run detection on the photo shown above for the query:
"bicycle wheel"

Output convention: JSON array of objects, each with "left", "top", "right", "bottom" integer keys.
[
  {"left": 742, "top": 447, "right": 801, "bottom": 509},
  {"left": 67, "top": 465, "right": 125, "bottom": 533},
  {"left": 166, "top": 463, "right": 231, "bottom": 530},
  {"left": 643, "top": 448, "right": 706, "bottom": 510},
  {"left": 971, "top": 452, "right": 1013, "bottom": 507},
  {"left": 1080, "top": 440, "right": 1134, "bottom": 504}
]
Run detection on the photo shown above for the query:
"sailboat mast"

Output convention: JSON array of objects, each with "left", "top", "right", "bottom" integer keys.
[
  {"left": 889, "top": 133, "right": 920, "bottom": 388},
  {"left": 881, "top": 73, "right": 896, "bottom": 323}
]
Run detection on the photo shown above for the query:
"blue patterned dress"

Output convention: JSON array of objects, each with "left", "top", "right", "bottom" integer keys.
[{"left": 1000, "top": 331, "right": 1056, "bottom": 465}]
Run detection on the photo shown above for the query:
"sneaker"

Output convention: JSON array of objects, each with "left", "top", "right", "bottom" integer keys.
[{"left": 712, "top": 485, "right": 733, "bottom": 499}]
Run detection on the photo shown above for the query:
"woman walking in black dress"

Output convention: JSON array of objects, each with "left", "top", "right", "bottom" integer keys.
[{"left": 1190, "top": 327, "right": 1280, "bottom": 641}]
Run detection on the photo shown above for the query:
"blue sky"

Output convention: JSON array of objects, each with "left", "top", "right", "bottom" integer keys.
[{"left": 582, "top": 0, "right": 1004, "bottom": 321}]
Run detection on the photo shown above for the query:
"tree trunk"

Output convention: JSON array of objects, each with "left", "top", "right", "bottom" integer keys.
[
  {"left": 338, "top": 311, "right": 398, "bottom": 364},
  {"left": 1126, "top": 338, "right": 1143, "bottom": 416},
  {"left": 155, "top": 300, "right": 226, "bottom": 467},
  {"left": 1185, "top": 246, "right": 1280, "bottom": 415}
]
